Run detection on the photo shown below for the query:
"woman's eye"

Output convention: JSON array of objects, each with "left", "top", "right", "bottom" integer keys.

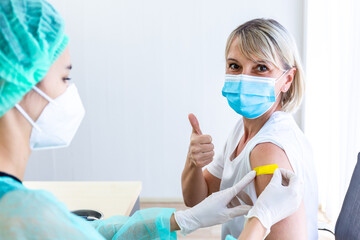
[
  {"left": 229, "top": 63, "right": 239, "bottom": 70},
  {"left": 63, "top": 77, "right": 71, "bottom": 81},
  {"left": 256, "top": 65, "right": 268, "bottom": 72}
]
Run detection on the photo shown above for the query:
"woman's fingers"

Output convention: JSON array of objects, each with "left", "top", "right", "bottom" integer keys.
[
  {"left": 190, "top": 151, "right": 214, "bottom": 167},
  {"left": 191, "top": 151, "right": 215, "bottom": 160},
  {"left": 190, "top": 134, "right": 212, "bottom": 144},
  {"left": 190, "top": 143, "right": 214, "bottom": 154}
]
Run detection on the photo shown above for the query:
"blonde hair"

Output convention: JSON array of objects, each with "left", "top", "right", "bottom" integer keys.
[{"left": 225, "top": 18, "right": 305, "bottom": 113}]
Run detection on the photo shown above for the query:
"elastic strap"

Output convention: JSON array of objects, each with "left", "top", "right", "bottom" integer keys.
[
  {"left": 14, "top": 104, "right": 42, "bottom": 132},
  {"left": 275, "top": 69, "right": 289, "bottom": 83},
  {"left": 14, "top": 86, "right": 56, "bottom": 132},
  {"left": 33, "top": 86, "right": 57, "bottom": 105}
]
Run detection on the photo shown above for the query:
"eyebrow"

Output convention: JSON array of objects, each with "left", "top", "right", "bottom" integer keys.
[
  {"left": 66, "top": 65, "right": 73, "bottom": 70},
  {"left": 254, "top": 60, "right": 269, "bottom": 65},
  {"left": 227, "top": 58, "right": 239, "bottom": 62},
  {"left": 227, "top": 58, "right": 269, "bottom": 66}
]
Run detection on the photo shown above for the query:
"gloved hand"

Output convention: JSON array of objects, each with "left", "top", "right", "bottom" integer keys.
[
  {"left": 245, "top": 168, "right": 304, "bottom": 232},
  {"left": 174, "top": 170, "right": 256, "bottom": 236}
]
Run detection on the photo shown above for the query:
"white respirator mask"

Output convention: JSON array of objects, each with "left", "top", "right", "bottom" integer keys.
[{"left": 15, "top": 83, "right": 85, "bottom": 150}]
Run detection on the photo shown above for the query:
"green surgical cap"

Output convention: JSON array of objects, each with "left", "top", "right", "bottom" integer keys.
[{"left": 0, "top": 0, "right": 69, "bottom": 117}]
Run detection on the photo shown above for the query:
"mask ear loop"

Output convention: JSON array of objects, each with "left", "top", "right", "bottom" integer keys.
[
  {"left": 14, "top": 86, "right": 57, "bottom": 132},
  {"left": 32, "top": 86, "right": 58, "bottom": 105},
  {"left": 275, "top": 69, "right": 290, "bottom": 82},
  {"left": 15, "top": 104, "right": 42, "bottom": 132},
  {"left": 275, "top": 69, "right": 291, "bottom": 99}
]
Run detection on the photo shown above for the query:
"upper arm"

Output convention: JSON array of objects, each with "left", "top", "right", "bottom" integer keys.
[
  {"left": 203, "top": 169, "right": 221, "bottom": 195},
  {"left": 250, "top": 143, "right": 307, "bottom": 240},
  {"left": 250, "top": 143, "right": 293, "bottom": 196}
]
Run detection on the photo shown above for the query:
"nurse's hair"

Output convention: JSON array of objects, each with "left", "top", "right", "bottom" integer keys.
[{"left": 225, "top": 18, "right": 305, "bottom": 113}]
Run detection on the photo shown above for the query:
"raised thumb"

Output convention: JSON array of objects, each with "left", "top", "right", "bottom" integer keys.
[{"left": 188, "top": 113, "right": 202, "bottom": 135}]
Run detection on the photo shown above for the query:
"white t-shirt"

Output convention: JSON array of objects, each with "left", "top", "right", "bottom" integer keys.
[{"left": 206, "top": 111, "right": 318, "bottom": 240}]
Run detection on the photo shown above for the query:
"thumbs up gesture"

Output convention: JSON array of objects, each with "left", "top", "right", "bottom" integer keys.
[{"left": 187, "top": 113, "right": 214, "bottom": 168}]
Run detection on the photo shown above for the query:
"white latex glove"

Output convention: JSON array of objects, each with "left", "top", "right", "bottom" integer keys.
[
  {"left": 174, "top": 170, "right": 256, "bottom": 236},
  {"left": 245, "top": 168, "right": 304, "bottom": 233}
]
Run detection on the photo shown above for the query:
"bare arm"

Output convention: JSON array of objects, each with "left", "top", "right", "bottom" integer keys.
[
  {"left": 238, "top": 218, "right": 267, "bottom": 240},
  {"left": 181, "top": 114, "right": 221, "bottom": 207},
  {"left": 250, "top": 143, "right": 307, "bottom": 240},
  {"left": 181, "top": 154, "right": 208, "bottom": 206},
  {"left": 170, "top": 214, "right": 180, "bottom": 232},
  {"left": 181, "top": 157, "right": 221, "bottom": 206}
]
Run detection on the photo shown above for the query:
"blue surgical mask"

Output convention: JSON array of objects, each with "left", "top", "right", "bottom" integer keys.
[{"left": 222, "top": 71, "right": 287, "bottom": 119}]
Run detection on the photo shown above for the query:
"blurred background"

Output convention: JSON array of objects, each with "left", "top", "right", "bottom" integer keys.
[{"left": 24, "top": 0, "right": 360, "bottom": 229}]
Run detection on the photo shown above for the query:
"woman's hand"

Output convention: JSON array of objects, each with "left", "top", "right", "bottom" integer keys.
[{"left": 187, "top": 113, "right": 214, "bottom": 168}]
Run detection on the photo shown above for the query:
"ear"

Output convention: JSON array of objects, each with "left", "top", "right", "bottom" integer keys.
[{"left": 281, "top": 67, "right": 296, "bottom": 93}]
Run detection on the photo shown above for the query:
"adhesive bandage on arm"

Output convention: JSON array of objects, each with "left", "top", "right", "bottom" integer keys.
[{"left": 253, "top": 164, "right": 278, "bottom": 176}]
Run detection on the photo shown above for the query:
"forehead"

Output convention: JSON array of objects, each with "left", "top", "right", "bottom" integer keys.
[
  {"left": 227, "top": 36, "right": 283, "bottom": 70},
  {"left": 227, "top": 37, "right": 263, "bottom": 64},
  {"left": 52, "top": 47, "right": 71, "bottom": 70},
  {"left": 58, "top": 47, "right": 71, "bottom": 64}
]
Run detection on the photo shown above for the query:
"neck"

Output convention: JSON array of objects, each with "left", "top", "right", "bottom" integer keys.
[
  {"left": 0, "top": 108, "right": 32, "bottom": 182},
  {"left": 242, "top": 102, "right": 282, "bottom": 142}
]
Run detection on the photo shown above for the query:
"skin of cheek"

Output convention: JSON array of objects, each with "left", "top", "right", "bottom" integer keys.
[{"left": 18, "top": 89, "right": 49, "bottom": 122}]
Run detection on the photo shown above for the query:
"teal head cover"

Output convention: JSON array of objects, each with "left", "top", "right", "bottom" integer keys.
[{"left": 0, "top": 0, "right": 69, "bottom": 117}]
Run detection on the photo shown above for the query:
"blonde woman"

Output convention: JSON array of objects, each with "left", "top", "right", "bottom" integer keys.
[
  {"left": 0, "top": 2, "right": 304, "bottom": 239},
  {"left": 181, "top": 19, "right": 318, "bottom": 240}
]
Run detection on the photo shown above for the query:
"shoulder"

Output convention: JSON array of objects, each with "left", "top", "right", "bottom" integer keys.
[
  {"left": 250, "top": 142, "right": 293, "bottom": 196},
  {"left": 0, "top": 177, "right": 25, "bottom": 199},
  {"left": 254, "top": 111, "right": 306, "bottom": 148},
  {"left": 0, "top": 189, "right": 102, "bottom": 239},
  {"left": 0, "top": 188, "right": 67, "bottom": 216},
  {"left": 250, "top": 142, "right": 292, "bottom": 170}
]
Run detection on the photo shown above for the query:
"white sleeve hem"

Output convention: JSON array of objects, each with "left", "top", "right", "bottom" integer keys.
[{"left": 206, "top": 164, "right": 222, "bottom": 179}]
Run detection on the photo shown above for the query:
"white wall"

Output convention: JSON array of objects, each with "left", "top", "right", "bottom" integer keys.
[{"left": 25, "top": 0, "right": 305, "bottom": 199}]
